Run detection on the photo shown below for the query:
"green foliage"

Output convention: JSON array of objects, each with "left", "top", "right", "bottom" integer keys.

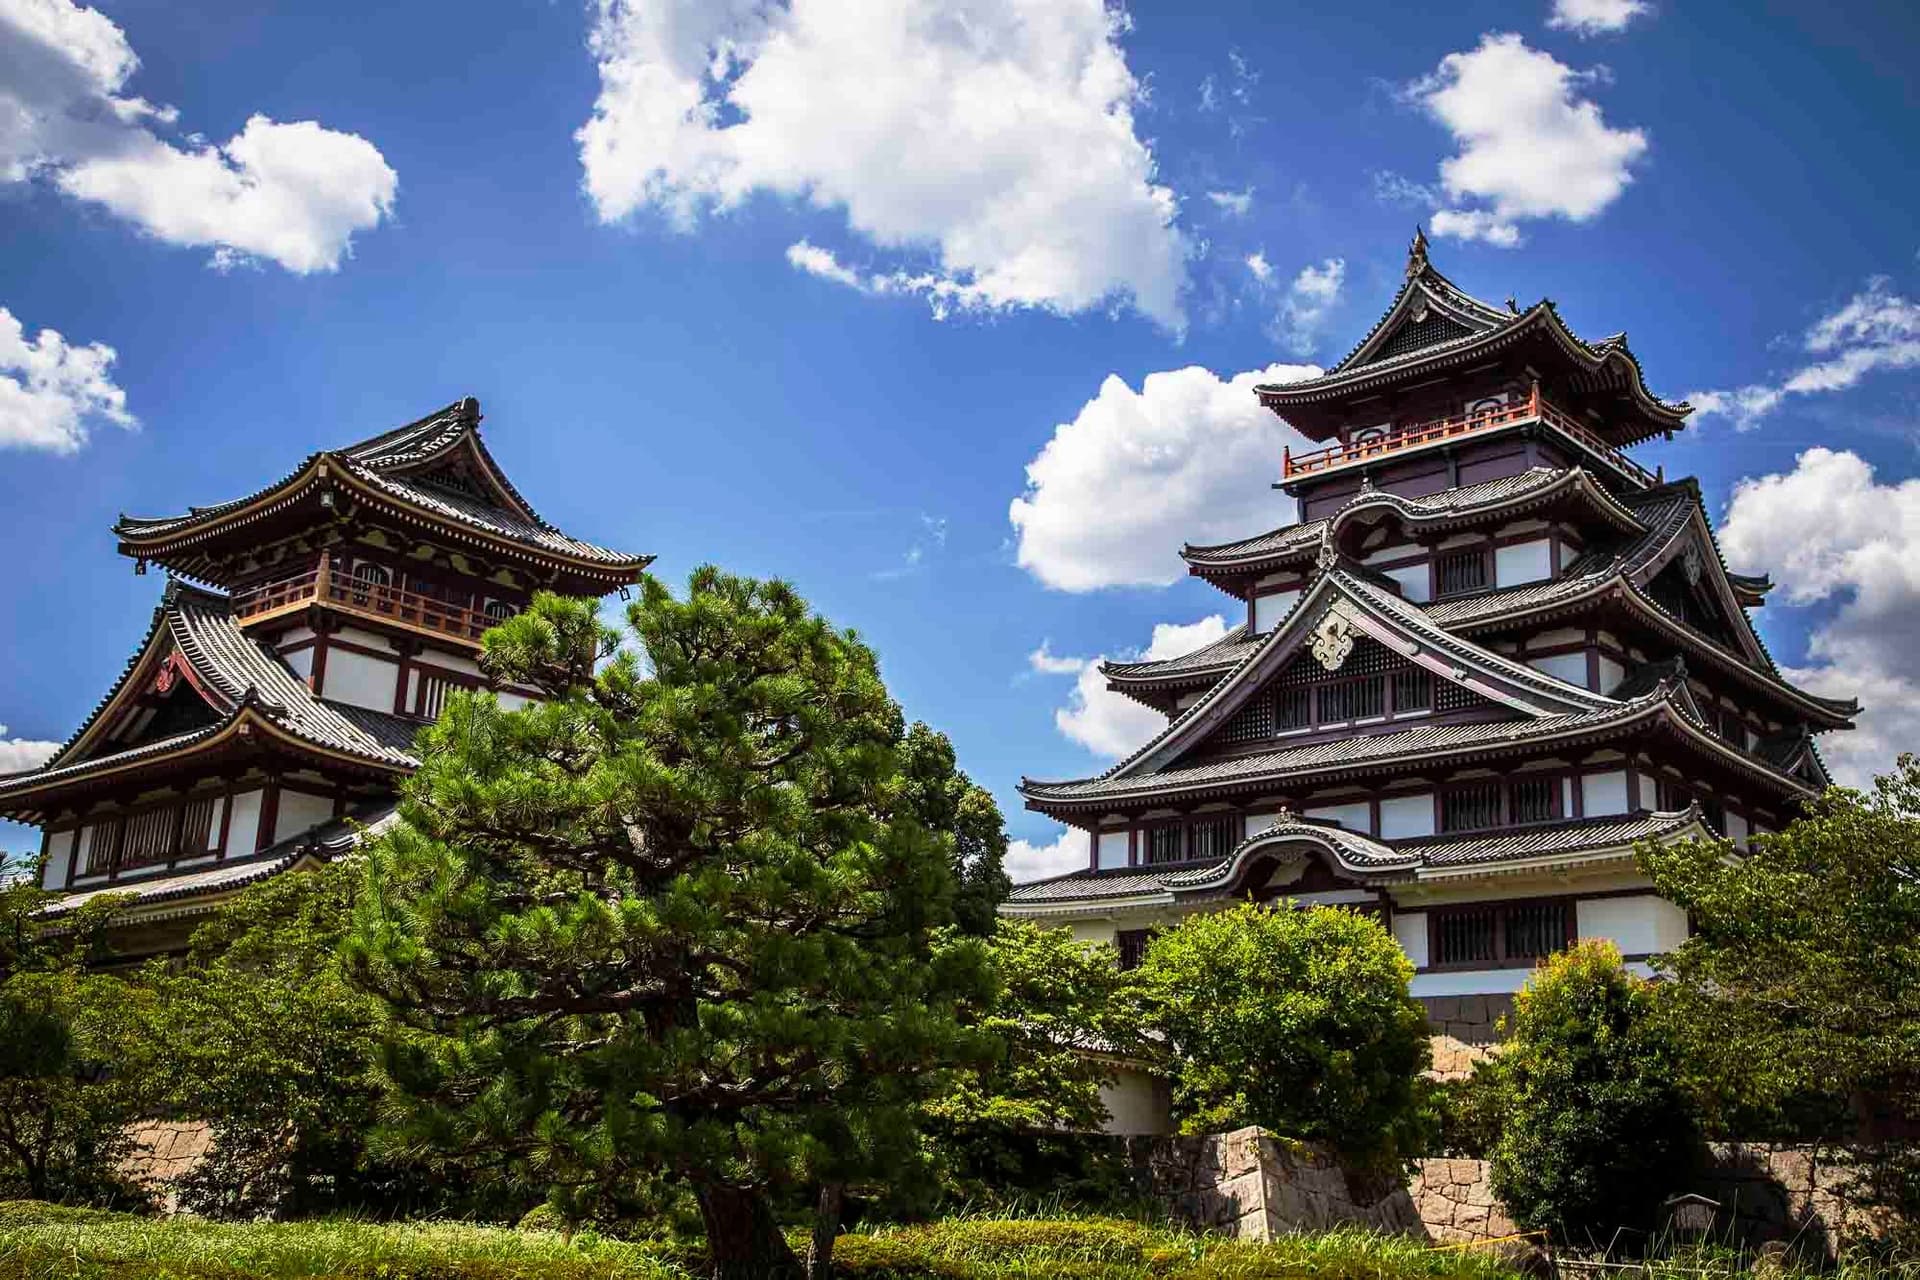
[
  {"left": 1135, "top": 903, "right": 1432, "bottom": 1173},
  {"left": 1638, "top": 758, "right": 1920, "bottom": 1224},
  {"left": 918, "top": 923, "right": 1155, "bottom": 1213},
  {"left": 1428, "top": 1068, "right": 1505, "bottom": 1161},
  {"left": 148, "top": 862, "right": 463, "bottom": 1220},
  {"left": 344, "top": 574, "right": 1001, "bottom": 1278},
  {"left": 1486, "top": 939, "right": 1698, "bottom": 1244},
  {"left": 0, "top": 857, "right": 154, "bottom": 1207}
]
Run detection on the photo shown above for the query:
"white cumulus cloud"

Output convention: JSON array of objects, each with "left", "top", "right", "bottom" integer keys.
[
  {"left": 1033, "top": 614, "right": 1231, "bottom": 759},
  {"left": 0, "top": 305, "right": 133, "bottom": 453},
  {"left": 2, "top": 0, "right": 397, "bottom": 273},
  {"left": 0, "top": 725, "right": 60, "bottom": 775},
  {"left": 1691, "top": 277, "right": 1920, "bottom": 430},
  {"left": 1718, "top": 447, "right": 1920, "bottom": 786},
  {"left": 1005, "top": 826, "right": 1084, "bottom": 882},
  {"left": 1406, "top": 33, "right": 1648, "bottom": 247},
  {"left": 577, "top": 0, "right": 1187, "bottom": 328},
  {"left": 1547, "top": 0, "right": 1651, "bottom": 36},
  {"left": 1206, "top": 188, "right": 1253, "bottom": 217},
  {"left": 1244, "top": 251, "right": 1272, "bottom": 283},
  {"left": 1009, "top": 363, "right": 1319, "bottom": 592},
  {"left": 1276, "top": 257, "right": 1346, "bottom": 357}
]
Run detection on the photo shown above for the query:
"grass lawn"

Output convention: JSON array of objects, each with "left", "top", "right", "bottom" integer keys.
[
  {"left": 4, "top": 1201, "right": 1912, "bottom": 1280},
  {"left": 0, "top": 1201, "right": 1520, "bottom": 1280}
]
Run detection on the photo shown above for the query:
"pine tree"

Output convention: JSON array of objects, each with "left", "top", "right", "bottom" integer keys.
[{"left": 345, "top": 572, "right": 999, "bottom": 1279}]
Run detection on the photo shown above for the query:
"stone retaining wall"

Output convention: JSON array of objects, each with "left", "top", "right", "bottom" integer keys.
[{"left": 1136, "top": 1127, "right": 1423, "bottom": 1241}]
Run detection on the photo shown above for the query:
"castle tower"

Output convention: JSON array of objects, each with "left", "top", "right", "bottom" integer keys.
[
  {"left": 0, "top": 398, "right": 649, "bottom": 954},
  {"left": 1004, "top": 236, "right": 1856, "bottom": 1045}
]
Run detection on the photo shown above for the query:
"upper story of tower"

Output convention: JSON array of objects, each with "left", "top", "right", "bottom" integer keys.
[
  {"left": 1258, "top": 230, "right": 1691, "bottom": 519},
  {"left": 113, "top": 397, "right": 652, "bottom": 656}
]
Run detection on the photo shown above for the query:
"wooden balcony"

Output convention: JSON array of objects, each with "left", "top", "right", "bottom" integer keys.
[
  {"left": 232, "top": 562, "right": 497, "bottom": 645},
  {"left": 1281, "top": 386, "right": 1659, "bottom": 488}
]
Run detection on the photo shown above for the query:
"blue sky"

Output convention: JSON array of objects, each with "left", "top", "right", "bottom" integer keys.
[{"left": 2, "top": 0, "right": 1916, "bottom": 876}]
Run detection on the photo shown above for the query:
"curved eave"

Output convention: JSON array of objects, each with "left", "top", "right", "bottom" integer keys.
[
  {"left": 1449, "top": 576, "right": 1856, "bottom": 730},
  {"left": 1020, "top": 688, "right": 1816, "bottom": 816},
  {"left": 118, "top": 457, "right": 650, "bottom": 585},
  {"left": 1255, "top": 305, "right": 1690, "bottom": 442},
  {"left": 0, "top": 704, "right": 407, "bottom": 825}
]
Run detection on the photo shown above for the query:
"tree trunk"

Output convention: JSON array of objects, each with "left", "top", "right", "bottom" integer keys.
[
  {"left": 694, "top": 1180, "right": 802, "bottom": 1280},
  {"left": 806, "top": 1182, "right": 845, "bottom": 1280}
]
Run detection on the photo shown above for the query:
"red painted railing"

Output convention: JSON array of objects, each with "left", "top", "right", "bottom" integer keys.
[
  {"left": 232, "top": 561, "right": 495, "bottom": 643},
  {"left": 1281, "top": 386, "right": 1658, "bottom": 488}
]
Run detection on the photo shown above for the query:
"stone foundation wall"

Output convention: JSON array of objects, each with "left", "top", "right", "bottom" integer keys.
[
  {"left": 1136, "top": 1127, "right": 1423, "bottom": 1241},
  {"left": 1408, "top": 1158, "right": 1519, "bottom": 1247},
  {"left": 1419, "top": 994, "right": 1514, "bottom": 1047},
  {"left": 121, "top": 1120, "right": 214, "bottom": 1213}
]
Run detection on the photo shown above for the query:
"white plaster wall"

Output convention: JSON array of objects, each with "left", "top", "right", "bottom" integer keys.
[
  {"left": 41, "top": 830, "right": 75, "bottom": 889},
  {"left": 323, "top": 649, "right": 399, "bottom": 713},
  {"left": 226, "top": 789, "right": 264, "bottom": 854},
  {"left": 1305, "top": 801, "right": 1371, "bottom": 832},
  {"left": 274, "top": 790, "right": 335, "bottom": 845},
  {"left": 283, "top": 647, "right": 314, "bottom": 681},
  {"left": 1412, "top": 969, "right": 1533, "bottom": 998},
  {"left": 1068, "top": 920, "right": 1117, "bottom": 947},
  {"left": 1384, "top": 565, "right": 1431, "bottom": 603},
  {"left": 1378, "top": 794, "right": 1435, "bottom": 839},
  {"left": 1577, "top": 895, "right": 1689, "bottom": 957},
  {"left": 1526, "top": 651, "right": 1590, "bottom": 687},
  {"left": 1244, "top": 811, "right": 1280, "bottom": 837},
  {"left": 1598, "top": 654, "right": 1626, "bottom": 695},
  {"left": 1495, "top": 539, "right": 1553, "bottom": 587},
  {"left": 495, "top": 691, "right": 532, "bottom": 712},
  {"left": 335, "top": 627, "right": 397, "bottom": 654},
  {"left": 1293, "top": 888, "right": 1377, "bottom": 907},
  {"left": 203, "top": 795, "right": 226, "bottom": 851},
  {"left": 425, "top": 651, "right": 486, "bottom": 679},
  {"left": 1253, "top": 590, "right": 1301, "bottom": 632},
  {"left": 1582, "top": 770, "right": 1630, "bottom": 816},
  {"left": 1725, "top": 811, "right": 1750, "bottom": 848},
  {"left": 1393, "top": 912, "right": 1430, "bottom": 968},
  {"left": 1097, "top": 830, "right": 1129, "bottom": 870},
  {"left": 1100, "top": 1066, "right": 1173, "bottom": 1135}
]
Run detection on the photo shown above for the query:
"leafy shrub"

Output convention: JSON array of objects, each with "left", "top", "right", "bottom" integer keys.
[
  {"left": 1488, "top": 939, "right": 1698, "bottom": 1244},
  {"left": 1136, "top": 903, "right": 1433, "bottom": 1172}
]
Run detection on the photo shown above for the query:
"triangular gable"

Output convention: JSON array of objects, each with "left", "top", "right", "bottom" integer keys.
[
  {"left": 1114, "top": 569, "right": 1619, "bottom": 781},
  {"left": 1327, "top": 234, "right": 1514, "bottom": 375},
  {"left": 1632, "top": 502, "right": 1771, "bottom": 669},
  {"left": 54, "top": 594, "right": 241, "bottom": 766}
]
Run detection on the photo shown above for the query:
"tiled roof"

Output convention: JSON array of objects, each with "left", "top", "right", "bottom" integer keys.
[
  {"left": 117, "top": 399, "right": 646, "bottom": 572},
  {"left": 1401, "top": 808, "right": 1703, "bottom": 867},
  {"left": 1103, "top": 624, "right": 1260, "bottom": 684},
  {"left": 1023, "top": 701, "right": 1636, "bottom": 804},
  {"left": 1183, "top": 468, "right": 1632, "bottom": 575},
  {"left": 1002, "top": 808, "right": 1707, "bottom": 905},
  {"left": 0, "top": 582, "right": 421, "bottom": 801}
]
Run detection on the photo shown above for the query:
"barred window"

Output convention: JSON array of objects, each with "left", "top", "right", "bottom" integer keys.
[
  {"left": 1510, "top": 777, "right": 1558, "bottom": 824},
  {"left": 1318, "top": 675, "right": 1385, "bottom": 723},
  {"left": 1144, "top": 825, "right": 1185, "bottom": 865},
  {"left": 1115, "top": 929, "right": 1154, "bottom": 971},
  {"left": 1430, "top": 900, "right": 1572, "bottom": 968},
  {"left": 1440, "top": 782, "right": 1503, "bottom": 833},
  {"left": 1437, "top": 548, "right": 1489, "bottom": 597},
  {"left": 1275, "top": 686, "right": 1311, "bottom": 730},
  {"left": 1393, "top": 669, "right": 1432, "bottom": 713},
  {"left": 1189, "top": 814, "right": 1241, "bottom": 860}
]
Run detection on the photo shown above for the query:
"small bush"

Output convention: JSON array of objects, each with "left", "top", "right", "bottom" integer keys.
[{"left": 1489, "top": 940, "right": 1699, "bottom": 1245}]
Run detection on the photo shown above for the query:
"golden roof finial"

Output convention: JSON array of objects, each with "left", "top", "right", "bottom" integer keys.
[{"left": 1406, "top": 226, "right": 1430, "bottom": 277}]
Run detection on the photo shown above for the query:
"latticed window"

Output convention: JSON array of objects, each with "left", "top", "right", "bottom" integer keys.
[
  {"left": 1189, "top": 813, "right": 1240, "bottom": 860},
  {"left": 1275, "top": 686, "right": 1311, "bottom": 730},
  {"left": 1440, "top": 782, "right": 1503, "bottom": 832},
  {"left": 1431, "top": 900, "right": 1572, "bottom": 968},
  {"left": 1435, "top": 679, "right": 1479, "bottom": 712},
  {"left": 1393, "top": 669, "right": 1432, "bottom": 712},
  {"left": 1318, "top": 675, "right": 1385, "bottom": 723},
  {"left": 180, "top": 795, "right": 217, "bottom": 854},
  {"left": 1144, "top": 825, "right": 1184, "bottom": 865},
  {"left": 1219, "top": 694, "right": 1276, "bottom": 745},
  {"left": 483, "top": 599, "right": 517, "bottom": 623},
  {"left": 1436, "top": 548, "right": 1489, "bottom": 597}
]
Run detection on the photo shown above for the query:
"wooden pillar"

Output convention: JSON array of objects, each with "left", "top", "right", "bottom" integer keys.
[{"left": 256, "top": 779, "right": 282, "bottom": 852}]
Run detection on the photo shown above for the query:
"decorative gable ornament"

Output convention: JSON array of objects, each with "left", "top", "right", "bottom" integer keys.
[
  {"left": 1682, "top": 542, "right": 1704, "bottom": 586},
  {"left": 1311, "top": 607, "right": 1357, "bottom": 672}
]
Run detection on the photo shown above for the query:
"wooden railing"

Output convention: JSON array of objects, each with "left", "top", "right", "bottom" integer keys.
[
  {"left": 232, "top": 563, "right": 494, "bottom": 643},
  {"left": 1281, "top": 386, "right": 1659, "bottom": 488}
]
